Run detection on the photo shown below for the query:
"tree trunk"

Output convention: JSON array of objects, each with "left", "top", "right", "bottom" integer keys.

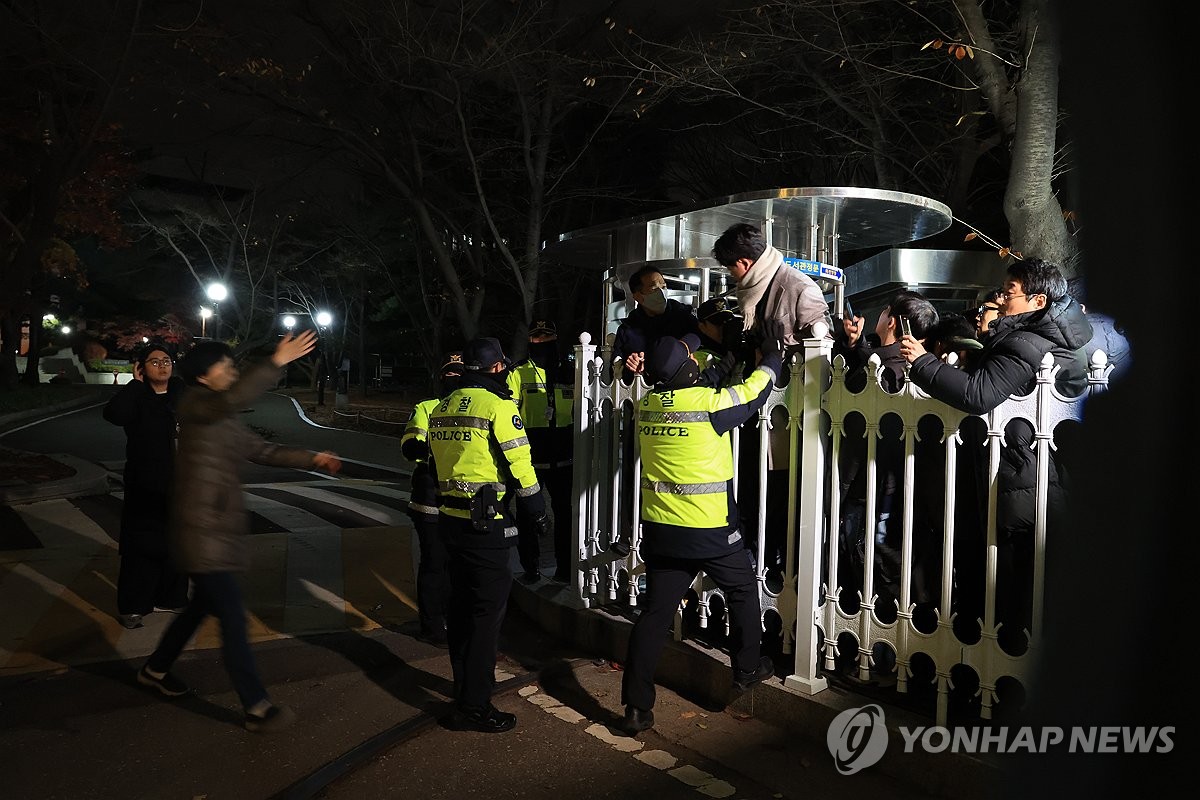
[{"left": 1002, "top": 0, "right": 1079, "bottom": 272}]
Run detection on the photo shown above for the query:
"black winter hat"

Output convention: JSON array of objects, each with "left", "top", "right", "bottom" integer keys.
[
  {"left": 644, "top": 334, "right": 701, "bottom": 385},
  {"left": 462, "top": 337, "right": 511, "bottom": 371}
]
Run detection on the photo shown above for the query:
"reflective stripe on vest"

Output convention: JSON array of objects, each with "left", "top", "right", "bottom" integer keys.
[
  {"left": 401, "top": 397, "right": 441, "bottom": 463},
  {"left": 638, "top": 367, "right": 772, "bottom": 529},
  {"left": 428, "top": 386, "right": 541, "bottom": 521}
]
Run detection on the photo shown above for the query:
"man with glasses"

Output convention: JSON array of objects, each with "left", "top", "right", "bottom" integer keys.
[
  {"left": 104, "top": 344, "right": 188, "bottom": 629},
  {"left": 898, "top": 257, "right": 1092, "bottom": 652},
  {"left": 972, "top": 287, "right": 1006, "bottom": 340},
  {"left": 901, "top": 259, "right": 1092, "bottom": 406}
]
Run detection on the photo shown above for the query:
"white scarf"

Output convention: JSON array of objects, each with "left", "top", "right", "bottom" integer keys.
[{"left": 735, "top": 245, "right": 782, "bottom": 331}]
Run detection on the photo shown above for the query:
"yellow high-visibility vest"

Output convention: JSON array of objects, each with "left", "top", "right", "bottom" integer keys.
[
  {"left": 428, "top": 386, "right": 541, "bottom": 521},
  {"left": 638, "top": 366, "right": 773, "bottom": 528},
  {"left": 506, "top": 360, "right": 573, "bottom": 429},
  {"left": 401, "top": 398, "right": 439, "bottom": 463}
]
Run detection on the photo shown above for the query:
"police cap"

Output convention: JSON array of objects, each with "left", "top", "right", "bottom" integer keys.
[
  {"left": 440, "top": 351, "right": 465, "bottom": 375},
  {"left": 529, "top": 319, "right": 557, "bottom": 337},
  {"left": 462, "top": 337, "right": 511, "bottom": 371},
  {"left": 697, "top": 297, "right": 736, "bottom": 324},
  {"left": 644, "top": 333, "right": 701, "bottom": 385}
]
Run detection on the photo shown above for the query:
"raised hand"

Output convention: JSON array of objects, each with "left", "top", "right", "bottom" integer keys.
[
  {"left": 272, "top": 330, "right": 319, "bottom": 367},
  {"left": 898, "top": 333, "right": 927, "bottom": 364},
  {"left": 842, "top": 315, "right": 864, "bottom": 346},
  {"left": 312, "top": 451, "right": 342, "bottom": 474}
]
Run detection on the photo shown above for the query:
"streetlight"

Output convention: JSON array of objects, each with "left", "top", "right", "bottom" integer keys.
[
  {"left": 206, "top": 282, "right": 228, "bottom": 339},
  {"left": 281, "top": 315, "right": 297, "bottom": 388},
  {"left": 199, "top": 307, "right": 213, "bottom": 338},
  {"left": 315, "top": 310, "right": 333, "bottom": 406}
]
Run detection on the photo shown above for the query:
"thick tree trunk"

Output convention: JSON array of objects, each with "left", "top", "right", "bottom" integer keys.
[{"left": 1003, "top": 0, "right": 1079, "bottom": 272}]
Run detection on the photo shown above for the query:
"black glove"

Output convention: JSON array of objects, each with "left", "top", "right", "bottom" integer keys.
[
  {"left": 401, "top": 438, "right": 429, "bottom": 462},
  {"left": 532, "top": 513, "right": 553, "bottom": 538}
]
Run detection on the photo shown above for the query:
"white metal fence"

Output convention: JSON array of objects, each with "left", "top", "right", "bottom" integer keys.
[{"left": 566, "top": 331, "right": 1113, "bottom": 726}]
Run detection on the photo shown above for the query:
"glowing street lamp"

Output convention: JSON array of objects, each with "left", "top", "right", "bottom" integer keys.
[
  {"left": 205, "top": 283, "right": 228, "bottom": 339},
  {"left": 199, "top": 307, "right": 213, "bottom": 338},
  {"left": 281, "top": 315, "right": 297, "bottom": 387},
  {"left": 315, "top": 311, "right": 333, "bottom": 406}
]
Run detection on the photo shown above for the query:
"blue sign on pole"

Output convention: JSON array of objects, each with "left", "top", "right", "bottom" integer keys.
[{"left": 782, "top": 257, "right": 844, "bottom": 284}]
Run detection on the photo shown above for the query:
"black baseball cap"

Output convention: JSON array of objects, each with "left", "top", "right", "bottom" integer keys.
[
  {"left": 462, "top": 337, "right": 511, "bottom": 370},
  {"left": 644, "top": 333, "right": 701, "bottom": 384}
]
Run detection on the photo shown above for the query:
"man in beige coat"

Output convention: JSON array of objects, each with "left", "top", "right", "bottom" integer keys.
[
  {"left": 711, "top": 223, "right": 832, "bottom": 580},
  {"left": 136, "top": 330, "right": 341, "bottom": 733}
]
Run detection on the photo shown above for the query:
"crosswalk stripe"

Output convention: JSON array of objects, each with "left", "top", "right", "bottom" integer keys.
[
  {"left": 242, "top": 492, "right": 344, "bottom": 534},
  {"left": 265, "top": 485, "right": 406, "bottom": 526},
  {"left": 284, "top": 531, "right": 346, "bottom": 634},
  {"left": 8, "top": 499, "right": 114, "bottom": 553}
]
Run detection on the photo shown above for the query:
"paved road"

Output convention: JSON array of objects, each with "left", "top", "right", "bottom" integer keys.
[{"left": 0, "top": 390, "right": 410, "bottom": 484}]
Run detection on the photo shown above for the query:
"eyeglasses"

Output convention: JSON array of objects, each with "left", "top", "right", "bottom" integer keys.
[
  {"left": 973, "top": 304, "right": 1001, "bottom": 317},
  {"left": 1001, "top": 292, "right": 1043, "bottom": 302},
  {"left": 145, "top": 359, "right": 172, "bottom": 368}
]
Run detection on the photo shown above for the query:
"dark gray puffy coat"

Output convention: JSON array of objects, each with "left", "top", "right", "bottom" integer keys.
[{"left": 169, "top": 362, "right": 315, "bottom": 573}]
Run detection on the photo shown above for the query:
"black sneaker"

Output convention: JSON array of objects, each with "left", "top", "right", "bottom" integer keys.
[
  {"left": 449, "top": 703, "right": 517, "bottom": 733},
  {"left": 620, "top": 705, "right": 654, "bottom": 735},
  {"left": 119, "top": 613, "right": 145, "bottom": 629},
  {"left": 732, "top": 656, "right": 775, "bottom": 691},
  {"left": 518, "top": 570, "right": 542, "bottom": 586},
  {"left": 137, "top": 666, "right": 190, "bottom": 697},
  {"left": 245, "top": 704, "right": 297, "bottom": 733}
]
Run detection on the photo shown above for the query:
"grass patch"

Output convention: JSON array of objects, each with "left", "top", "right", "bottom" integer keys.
[{"left": 0, "top": 384, "right": 105, "bottom": 415}]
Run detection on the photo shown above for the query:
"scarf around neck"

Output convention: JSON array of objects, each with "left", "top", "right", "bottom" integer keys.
[{"left": 735, "top": 245, "right": 782, "bottom": 331}]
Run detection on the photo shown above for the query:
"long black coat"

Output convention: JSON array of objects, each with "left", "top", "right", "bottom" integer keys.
[{"left": 103, "top": 377, "right": 183, "bottom": 557}]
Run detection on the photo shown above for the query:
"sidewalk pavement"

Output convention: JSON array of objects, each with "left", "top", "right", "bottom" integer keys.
[{"left": 0, "top": 394, "right": 999, "bottom": 799}]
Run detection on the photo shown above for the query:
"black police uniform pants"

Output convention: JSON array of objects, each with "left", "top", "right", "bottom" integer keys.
[
  {"left": 621, "top": 548, "right": 761, "bottom": 712},
  {"left": 442, "top": 516, "right": 514, "bottom": 711},
  {"left": 410, "top": 512, "right": 450, "bottom": 637}
]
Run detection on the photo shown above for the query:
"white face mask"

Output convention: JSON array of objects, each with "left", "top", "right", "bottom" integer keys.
[{"left": 641, "top": 287, "right": 667, "bottom": 313}]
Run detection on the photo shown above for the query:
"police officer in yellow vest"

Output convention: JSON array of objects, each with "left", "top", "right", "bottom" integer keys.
[
  {"left": 619, "top": 333, "right": 782, "bottom": 736},
  {"left": 506, "top": 319, "right": 574, "bottom": 583},
  {"left": 428, "top": 337, "right": 550, "bottom": 733},
  {"left": 400, "top": 351, "right": 464, "bottom": 648}
]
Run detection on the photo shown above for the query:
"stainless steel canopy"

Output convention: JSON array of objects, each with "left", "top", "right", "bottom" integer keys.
[{"left": 542, "top": 186, "right": 954, "bottom": 274}]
